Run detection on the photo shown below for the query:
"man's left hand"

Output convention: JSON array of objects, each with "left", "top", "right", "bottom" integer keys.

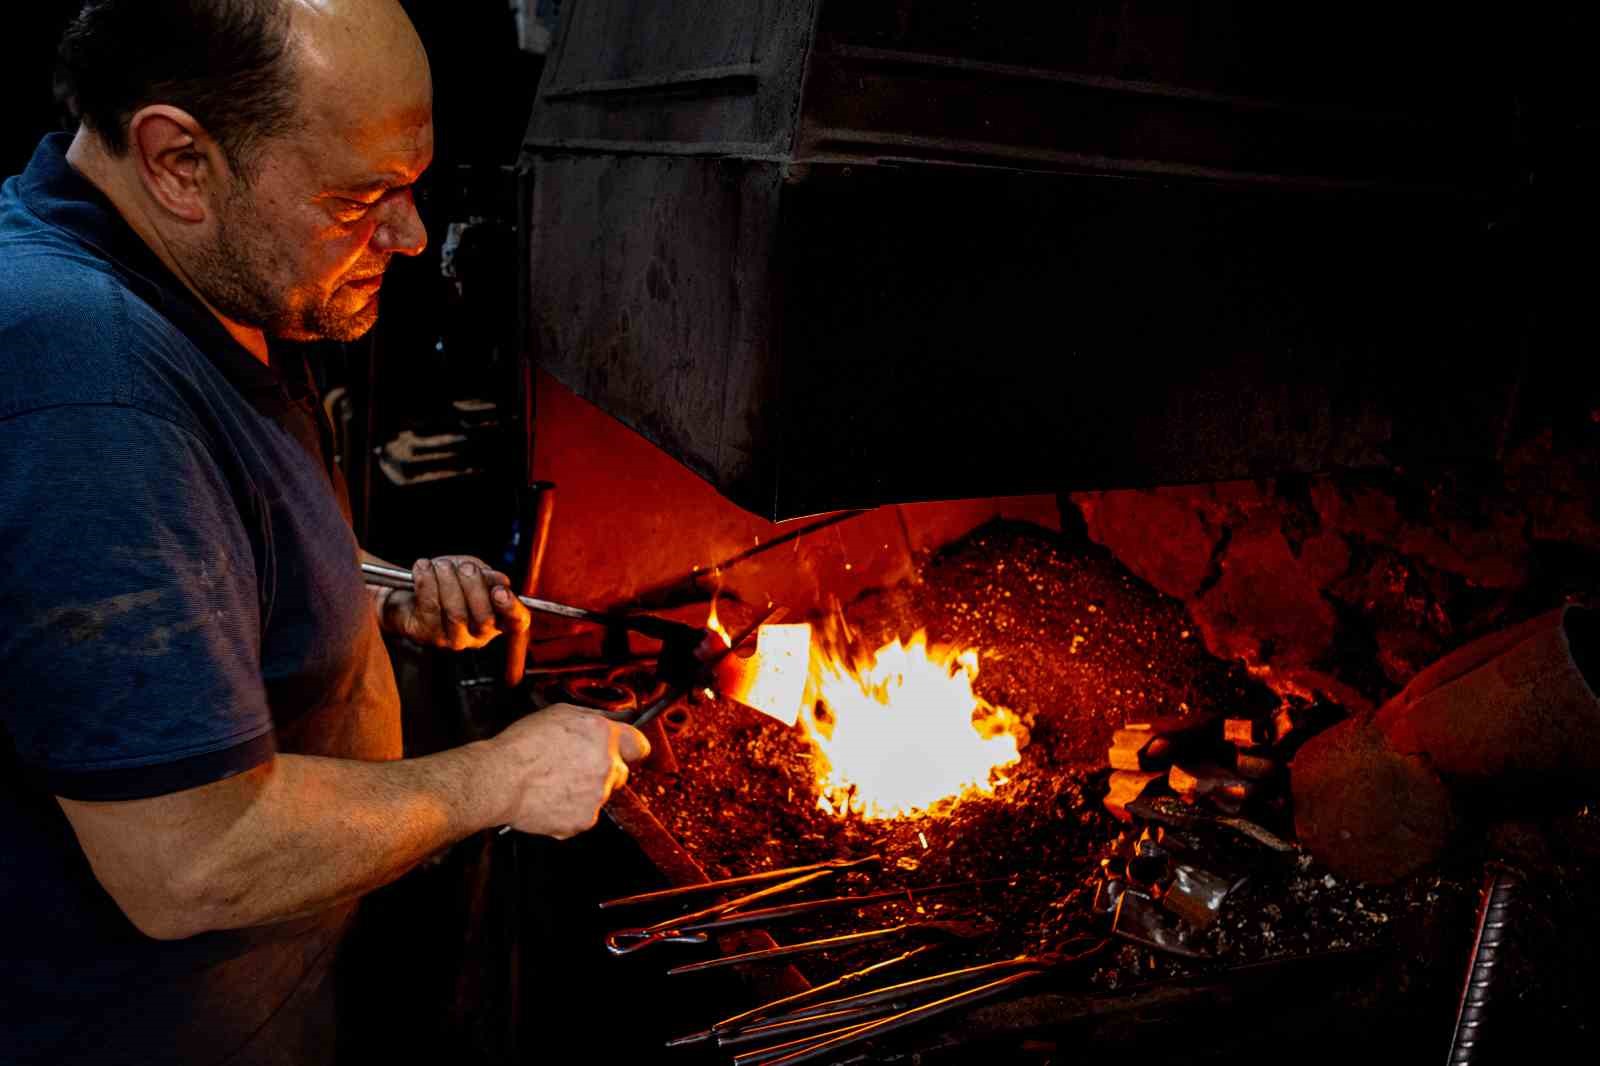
[{"left": 381, "top": 556, "right": 531, "bottom": 650}]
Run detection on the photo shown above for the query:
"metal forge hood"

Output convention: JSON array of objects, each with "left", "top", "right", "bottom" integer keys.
[{"left": 521, "top": 1, "right": 1524, "bottom": 519}]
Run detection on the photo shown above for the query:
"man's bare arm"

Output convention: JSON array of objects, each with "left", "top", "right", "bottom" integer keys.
[{"left": 57, "top": 706, "right": 648, "bottom": 941}]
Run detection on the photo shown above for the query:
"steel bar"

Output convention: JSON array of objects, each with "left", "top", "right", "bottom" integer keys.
[
  {"left": 1446, "top": 865, "right": 1522, "bottom": 1065},
  {"left": 719, "top": 1002, "right": 907, "bottom": 1051},
  {"left": 671, "top": 878, "right": 1002, "bottom": 935},
  {"left": 601, "top": 856, "right": 880, "bottom": 910},
  {"left": 605, "top": 870, "right": 833, "bottom": 954},
  {"left": 702, "top": 946, "right": 934, "bottom": 1041},
  {"left": 756, "top": 971, "right": 1043, "bottom": 1066},
  {"left": 731, "top": 1018, "right": 882, "bottom": 1066},
  {"left": 753, "top": 956, "right": 1052, "bottom": 1027},
  {"left": 360, "top": 562, "right": 606, "bottom": 624},
  {"left": 667, "top": 923, "right": 918, "bottom": 976}
]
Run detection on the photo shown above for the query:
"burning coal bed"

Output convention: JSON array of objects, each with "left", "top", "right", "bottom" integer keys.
[{"left": 604, "top": 522, "right": 1598, "bottom": 1058}]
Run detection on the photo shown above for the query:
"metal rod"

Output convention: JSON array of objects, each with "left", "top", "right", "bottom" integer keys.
[
  {"left": 504, "top": 482, "right": 555, "bottom": 686},
  {"left": 361, "top": 562, "right": 608, "bottom": 624},
  {"left": 707, "top": 945, "right": 934, "bottom": 1039},
  {"left": 601, "top": 856, "right": 880, "bottom": 910},
  {"left": 731, "top": 1018, "right": 882, "bottom": 1066},
  {"left": 638, "top": 869, "right": 833, "bottom": 935},
  {"left": 758, "top": 970, "right": 1042, "bottom": 1066},
  {"left": 667, "top": 923, "right": 917, "bottom": 976},
  {"left": 756, "top": 955, "right": 1049, "bottom": 1027},
  {"left": 673, "top": 878, "right": 1004, "bottom": 937},
  {"left": 718, "top": 1002, "right": 906, "bottom": 1052},
  {"left": 1446, "top": 864, "right": 1521, "bottom": 1066}
]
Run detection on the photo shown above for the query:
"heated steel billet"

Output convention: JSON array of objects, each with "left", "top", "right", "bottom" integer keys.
[
  {"left": 630, "top": 606, "right": 786, "bottom": 730},
  {"left": 605, "top": 870, "right": 832, "bottom": 955},
  {"left": 1446, "top": 865, "right": 1522, "bottom": 1065},
  {"left": 751, "top": 970, "right": 1044, "bottom": 1066},
  {"left": 600, "top": 855, "right": 881, "bottom": 910},
  {"left": 608, "top": 878, "right": 1003, "bottom": 956},
  {"left": 703, "top": 946, "right": 936, "bottom": 1040}
]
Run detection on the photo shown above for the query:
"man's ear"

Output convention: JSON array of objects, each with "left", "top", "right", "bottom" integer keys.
[{"left": 127, "top": 105, "right": 231, "bottom": 224}]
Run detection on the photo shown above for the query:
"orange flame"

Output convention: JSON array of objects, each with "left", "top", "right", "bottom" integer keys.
[{"left": 802, "top": 631, "right": 1027, "bottom": 820}]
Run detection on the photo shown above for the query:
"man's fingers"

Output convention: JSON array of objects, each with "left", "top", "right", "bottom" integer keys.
[
  {"left": 454, "top": 560, "right": 497, "bottom": 639},
  {"left": 411, "top": 559, "right": 443, "bottom": 640},
  {"left": 431, "top": 558, "right": 472, "bottom": 649},
  {"left": 486, "top": 571, "right": 531, "bottom": 634},
  {"left": 615, "top": 723, "right": 651, "bottom": 764}
]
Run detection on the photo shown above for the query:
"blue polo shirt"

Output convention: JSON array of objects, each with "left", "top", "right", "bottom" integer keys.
[{"left": 0, "top": 135, "right": 402, "bottom": 1065}]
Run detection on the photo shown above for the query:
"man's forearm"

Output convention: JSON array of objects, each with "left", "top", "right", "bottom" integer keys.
[{"left": 62, "top": 743, "right": 509, "bottom": 940}]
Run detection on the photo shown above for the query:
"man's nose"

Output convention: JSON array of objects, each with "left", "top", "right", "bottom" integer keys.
[{"left": 372, "top": 189, "right": 427, "bottom": 257}]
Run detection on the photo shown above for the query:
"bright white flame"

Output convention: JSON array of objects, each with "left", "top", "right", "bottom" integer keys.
[{"left": 802, "top": 631, "right": 1026, "bottom": 820}]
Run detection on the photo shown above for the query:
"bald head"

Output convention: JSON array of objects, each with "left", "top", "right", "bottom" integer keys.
[{"left": 287, "top": 0, "right": 432, "bottom": 146}]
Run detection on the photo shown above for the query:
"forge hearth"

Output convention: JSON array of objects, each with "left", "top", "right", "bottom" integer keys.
[{"left": 537, "top": 520, "right": 1600, "bottom": 1063}]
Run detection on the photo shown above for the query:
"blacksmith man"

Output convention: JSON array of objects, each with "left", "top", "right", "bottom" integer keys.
[{"left": 0, "top": 2, "right": 647, "bottom": 1062}]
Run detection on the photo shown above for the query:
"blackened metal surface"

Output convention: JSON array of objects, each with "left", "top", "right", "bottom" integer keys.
[
  {"left": 523, "top": 0, "right": 1526, "bottom": 518},
  {"left": 771, "top": 163, "right": 1521, "bottom": 515},
  {"left": 525, "top": 0, "right": 820, "bottom": 153}
]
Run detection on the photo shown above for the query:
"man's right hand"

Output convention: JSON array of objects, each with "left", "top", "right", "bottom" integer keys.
[{"left": 487, "top": 704, "right": 651, "bottom": 839}]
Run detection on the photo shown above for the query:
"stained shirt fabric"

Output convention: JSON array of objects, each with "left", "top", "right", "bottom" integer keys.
[{"left": 0, "top": 133, "right": 402, "bottom": 1066}]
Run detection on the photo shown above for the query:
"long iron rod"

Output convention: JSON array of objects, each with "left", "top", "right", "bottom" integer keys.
[
  {"left": 601, "top": 856, "right": 880, "bottom": 911},
  {"left": 361, "top": 561, "right": 606, "bottom": 624}
]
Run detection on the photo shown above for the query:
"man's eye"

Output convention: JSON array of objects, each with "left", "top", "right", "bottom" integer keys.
[{"left": 334, "top": 198, "right": 378, "bottom": 221}]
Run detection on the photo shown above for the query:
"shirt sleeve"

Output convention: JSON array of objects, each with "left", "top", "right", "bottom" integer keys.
[{"left": 0, "top": 403, "right": 275, "bottom": 800}]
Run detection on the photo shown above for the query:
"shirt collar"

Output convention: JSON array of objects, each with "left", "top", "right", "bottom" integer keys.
[{"left": 16, "top": 133, "right": 285, "bottom": 395}]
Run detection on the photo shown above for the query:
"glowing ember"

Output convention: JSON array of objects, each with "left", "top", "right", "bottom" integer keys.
[{"left": 801, "top": 631, "right": 1027, "bottom": 820}]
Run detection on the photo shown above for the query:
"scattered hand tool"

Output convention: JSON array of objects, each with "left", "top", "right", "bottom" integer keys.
[
  {"left": 665, "top": 917, "right": 995, "bottom": 976},
  {"left": 604, "top": 877, "right": 1005, "bottom": 956},
  {"left": 605, "top": 869, "right": 833, "bottom": 955},
  {"left": 674, "top": 945, "right": 937, "bottom": 1047},
  {"left": 729, "top": 939, "right": 1107, "bottom": 1066},
  {"left": 598, "top": 855, "right": 881, "bottom": 911}
]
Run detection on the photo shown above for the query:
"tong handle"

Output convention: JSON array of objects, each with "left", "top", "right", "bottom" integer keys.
[{"left": 605, "top": 928, "right": 711, "bottom": 955}]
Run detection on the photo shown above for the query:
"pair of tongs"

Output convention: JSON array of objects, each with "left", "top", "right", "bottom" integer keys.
[
  {"left": 605, "top": 869, "right": 835, "bottom": 955},
  {"left": 604, "top": 869, "right": 997, "bottom": 956}
]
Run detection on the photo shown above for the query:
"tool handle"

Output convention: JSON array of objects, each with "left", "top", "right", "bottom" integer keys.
[{"left": 361, "top": 563, "right": 606, "bottom": 624}]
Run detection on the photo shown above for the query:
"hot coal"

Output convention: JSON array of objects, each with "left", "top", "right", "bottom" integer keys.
[{"left": 596, "top": 521, "right": 1600, "bottom": 1056}]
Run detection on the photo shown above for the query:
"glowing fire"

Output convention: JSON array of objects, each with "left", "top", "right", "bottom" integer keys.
[
  {"left": 803, "top": 631, "right": 1027, "bottom": 820},
  {"left": 703, "top": 598, "right": 1027, "bottom": 819}
]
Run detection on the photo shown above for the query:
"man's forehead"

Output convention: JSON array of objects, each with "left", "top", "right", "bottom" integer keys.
[{"left": 297, "top": 112, "right": 434, "bottom": 190}]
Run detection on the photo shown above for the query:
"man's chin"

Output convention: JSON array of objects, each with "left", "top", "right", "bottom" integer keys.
[{"left": 270, "top": 298, "right": 381, "bottom": 344}]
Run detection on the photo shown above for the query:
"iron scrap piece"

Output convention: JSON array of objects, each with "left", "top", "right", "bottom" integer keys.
[
  {"left": 1159, "top": 863, "right": 1243, "bottom": 930},
  {"left": 1125, "top": 794, "right": 1295, "bottom": 854},
  {"left": 1112, "top": 888, "right": 1211, "bottom": 960}
]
